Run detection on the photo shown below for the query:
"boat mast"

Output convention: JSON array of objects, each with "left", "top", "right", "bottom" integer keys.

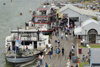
[{"left": 17, "top": 27, "right": 19, "bottom": 38}]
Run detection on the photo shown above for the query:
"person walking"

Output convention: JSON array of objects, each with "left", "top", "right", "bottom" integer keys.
[
  {"left": 53, "top": 49, "right": 55, "bottom": 57},
  {"left": 71, "top": 44, "right": 75, "bottom": 51},
  {"left": 56, "top": 48, "right": 60, "bottom": 58},
  {"left": 37, "top": 63, "right": 40, "bottom": 67},
  {"left": 82, "top": 55, "right": 86, "bottom": 62},
  {"left": 8, "top": 45, "right": 11, "bottom": 54},
  {"left": 57, "top": 30, "right": 59, "bottom": 36},
  {"left": 23, "top": 46, "right": 26, "bottom": 54},
  {"left": 71, "top": 23, "right": 73, "bottom": 31},
  {"left": 73, "top": 31, "right": 75, "bottom": 38},
  {"left": 38, "top": 55, "right": 43, "bottom": 65},
  {"left": 65, "top": 34, "right": 68, "bottom": 40},
  {"left": 45, "top": 63, "right": 48, "bottom": 67},
  {"left": 51, "top": 46, "right": 53, "bottom": 53},
  {"left": 49, "top": 51, "right": 51, "bottom": 59},
  {"left": 62, "top": 47, "right": 64, "bottom": 56},
  {"left": 60, "top": 26, "right": 63, "bottom": 31},
  {"left": 13, "top": 45, "right": 16, "bottom": 54},
  {"left": 69, "top": 25, "right": 71, "bottom": 32},
  {"left": 56, "top": 27, "right": 58, "bottom": 30},
  {"left": 69, "top": 50, "right": 72, "bottom": 60},
  {"left": 75, "top": 64, "right": 78, "bottom": 67},
  {"left": 26, "top": 46, "right": 28, "bottom": 54},
  {"left": 60, "top": 33, "right": 63, "bottom": 39},
  {"left": 58, "top": 39, "right": 60, "bottom": 47}
]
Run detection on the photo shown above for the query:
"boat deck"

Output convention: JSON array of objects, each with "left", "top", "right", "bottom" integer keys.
[{"left": 6, "top": 49, "right": 41, "bottom": 57}]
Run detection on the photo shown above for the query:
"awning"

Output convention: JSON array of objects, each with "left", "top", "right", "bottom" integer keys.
[{"left": 74, "top": 26, "right": 82, "bottom": 35}]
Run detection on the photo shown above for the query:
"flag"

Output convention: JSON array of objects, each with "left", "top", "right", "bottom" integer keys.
[{"left": 16, "top": 38, "right": 21, "bottom": 44}]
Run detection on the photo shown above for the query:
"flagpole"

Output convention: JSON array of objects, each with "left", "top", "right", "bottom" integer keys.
[{"left": 15, "top": 27, "right": 19, "bottom": 63}]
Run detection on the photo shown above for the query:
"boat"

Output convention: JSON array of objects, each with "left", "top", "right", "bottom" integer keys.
[
  {"left": 5, "top": 25, "right": 51, "bottom": 63},
  {"left": 31, "top": 2, "right": 58, "bottom": 34}
]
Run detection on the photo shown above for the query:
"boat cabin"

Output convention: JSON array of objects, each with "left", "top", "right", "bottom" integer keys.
[{"left": 5, "top": 27, "right": 49, "bottom": 54}]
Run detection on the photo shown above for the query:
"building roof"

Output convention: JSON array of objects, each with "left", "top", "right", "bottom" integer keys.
[
  {"left": 91, "top": 48, "right": 100, "bottom": 64},
  {"left": 94, "top": 12, "right": 100, "bottom": 16},
  {"left": 59, "top": 4, "right": 96, "bottom": 16},
  {"left": 82, "top": 18, "right": 99, "bottom": 27},
  {"left": 74, "top": 18, "right": 99, "bottom": 35}
]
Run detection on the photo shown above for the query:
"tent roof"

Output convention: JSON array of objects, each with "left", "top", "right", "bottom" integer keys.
[
  {"left": 74, "top": 26, "right": 82, "bottom": 35},
  {"left": 59, "top": 4, "right": 96, "bottom": 16},
  {"left": 82, "top": 18, "right": 99, "bottom": 27},
  {"left": 91, "top": 48, "right": 100, "bottom": 64}
]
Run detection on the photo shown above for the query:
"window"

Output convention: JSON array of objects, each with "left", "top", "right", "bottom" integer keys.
[
  {"left": 7, "top": 43, "right": 10, "bottom": 45},
  {"left": 21, "top": 41, "right": 32, "bottom": 45},
  {"left": 39, "top": 43, "right": 41, "bottom": 46},
  {"left": 43, "top": 42, "right": 45, "bottom": 45}
]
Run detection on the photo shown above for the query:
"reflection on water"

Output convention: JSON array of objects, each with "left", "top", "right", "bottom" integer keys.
[{"left": 4, "top": 58, "right": 13, "bottom": 67}]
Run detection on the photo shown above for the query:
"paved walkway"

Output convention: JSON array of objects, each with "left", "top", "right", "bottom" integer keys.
[{"left": 42, "top": 29, "right": 77, "bottom": 67}]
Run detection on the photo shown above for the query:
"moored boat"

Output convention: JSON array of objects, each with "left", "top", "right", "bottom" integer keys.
[
  {"left": 5, "top": 25, "right": 51, "bottom": 63},
  {"left": 31, "top": 2, "right": 58, "bottom": 34}
]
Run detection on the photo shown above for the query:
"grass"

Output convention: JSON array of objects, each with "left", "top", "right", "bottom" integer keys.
[
  {"left": 79, "top": 63, "right": 89, "bottom": 67},
  {"left": 78, "top": 45, "right": 100, "bottom": 48}
]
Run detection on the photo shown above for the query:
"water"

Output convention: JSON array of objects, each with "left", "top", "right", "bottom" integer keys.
[
  {"left": 0, "top": 0, "right": 47, "bottom": 67},
  {"left": 0, "top": 0, "right": 66, "bottom": 66}
]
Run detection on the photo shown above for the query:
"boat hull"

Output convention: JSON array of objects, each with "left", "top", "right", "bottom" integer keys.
[
  {"left": 6, "top": 56, "right": 35, "bottom": 63},
  {"left": 40, "top": 30, "right": 54, "bottom": 35}
]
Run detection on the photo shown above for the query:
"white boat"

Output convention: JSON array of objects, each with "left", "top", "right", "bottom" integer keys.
[
  {"left": 5, "top": 25, "right": 51, "bottom": 63},
  {"left": 31, "top": 2, "right": 58, "bottom": 34}
]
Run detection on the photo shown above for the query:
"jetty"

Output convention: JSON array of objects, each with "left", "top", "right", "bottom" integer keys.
[{"left": 34, "top": 28, "right": 78, "bottom": 67}]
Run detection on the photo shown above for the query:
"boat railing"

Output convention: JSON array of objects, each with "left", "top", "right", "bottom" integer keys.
[
  {"left": 21, "top": 37, "right": 37, "bottom": 41},
  {"left": 6, "top": 49, "right": 34, "bottom": 57},
  {"left": 35, "top": 12, "right": 56, "bottom": 16}
]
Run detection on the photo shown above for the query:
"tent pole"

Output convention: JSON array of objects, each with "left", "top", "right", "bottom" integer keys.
[{"left": 68, "top": 15, "right": 69, "bottom": 27}]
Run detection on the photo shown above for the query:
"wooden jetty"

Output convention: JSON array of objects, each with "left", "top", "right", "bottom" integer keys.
[{"left": 40, "top": 29, "right": 77, "bottom": 67}]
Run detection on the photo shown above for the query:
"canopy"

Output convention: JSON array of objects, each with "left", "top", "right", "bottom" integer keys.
[
  {"left": 59, "top": 4, "right": 96, "bottom": 16},
  {"left": 74, "top": 26, "right": 82, "bottom": 35}
]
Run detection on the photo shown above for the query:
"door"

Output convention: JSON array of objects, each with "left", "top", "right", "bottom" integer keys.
[
  {"left": 37, "top": 41, "right": 44, "bottom": 50},
  {"left": 89, "top": 34, "right": 96, "bottom": 43},
  {"left": 34, "top": 41, "right": 37, "bottom": 48}
]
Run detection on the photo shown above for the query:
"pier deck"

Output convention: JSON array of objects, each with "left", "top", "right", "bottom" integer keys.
[{"left": 42, "top": 29, "right": 77, "bottom": 67}]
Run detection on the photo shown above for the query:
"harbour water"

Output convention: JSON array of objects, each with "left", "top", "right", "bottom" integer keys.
[{"left": 0, "top": 0, "right": 48, "bottom": 67}]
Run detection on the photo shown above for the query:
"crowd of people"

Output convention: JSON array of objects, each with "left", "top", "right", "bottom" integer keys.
[{"left": 36, "top": 20, "right": 78, "bottom": 67}]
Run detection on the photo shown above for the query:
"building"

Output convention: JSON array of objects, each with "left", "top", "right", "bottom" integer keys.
[
  {"left": 84, "top": 48, "right": 100, "bottom": 67},
  {"left": 59, "top": 4, "right": 96, "bottom": 26},
  {"left": 74, "top": 18, "right": 100, "bottom": 44}
]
